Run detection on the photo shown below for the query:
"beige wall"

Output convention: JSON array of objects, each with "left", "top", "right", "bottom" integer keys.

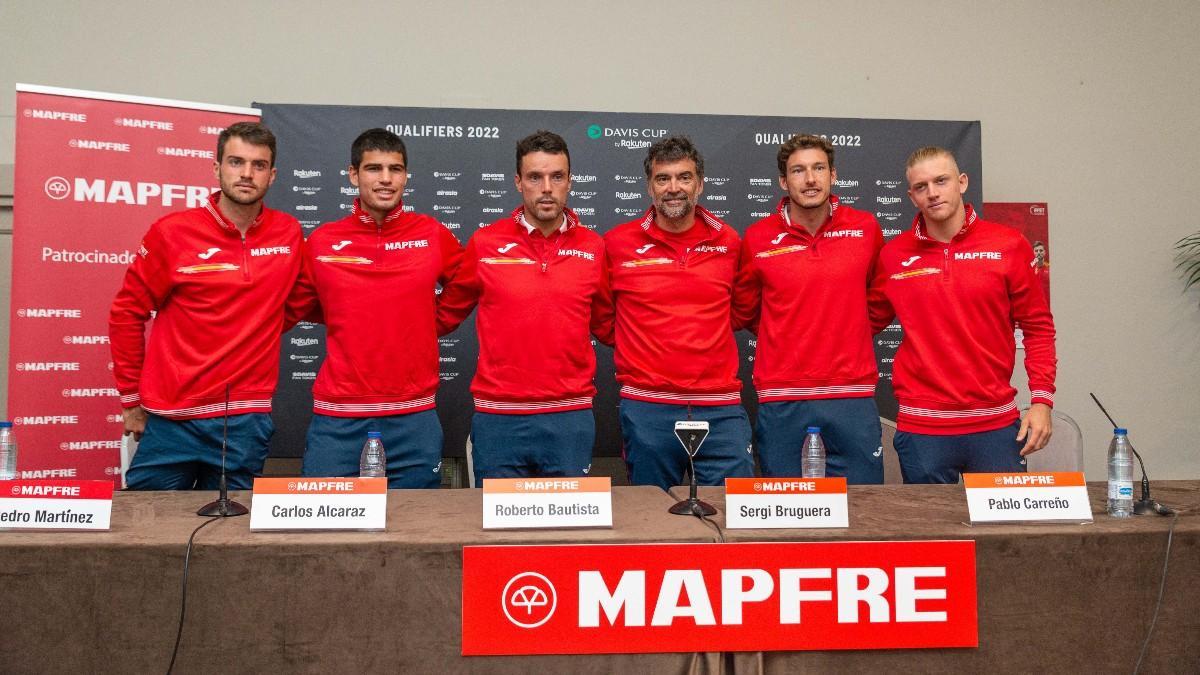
[{"left": 1, "top": 0, "right": 1198, "bottom": 477}]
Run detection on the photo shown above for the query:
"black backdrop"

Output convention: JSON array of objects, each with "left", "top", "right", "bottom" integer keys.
[{"left": 257, "top": 103, "right": 982, "bottom": 458}]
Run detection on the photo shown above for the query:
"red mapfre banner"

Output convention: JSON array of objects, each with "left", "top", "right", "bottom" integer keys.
[
  {"left": 984, "top": 202, "right": 1050, "bottom": 304},
  {"left": 9, "top": 84, "right": 258, "bottom": 483},
  {"left": 462, "top": 540, "right": 977, "bottom": 655}
]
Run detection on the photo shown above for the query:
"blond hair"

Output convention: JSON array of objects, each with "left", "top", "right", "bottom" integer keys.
[{"left": 906, "top": 145, "right": 957, "bottom": 169}]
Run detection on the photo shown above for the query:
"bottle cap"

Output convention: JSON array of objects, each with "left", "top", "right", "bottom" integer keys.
[
  {"left": 0, "top": 421, "right": 11, "bottom": 428},
  {"left": 1114, "top": 428, "right": 1127, "bottom": 435},
  {"left": 806, "top": 426, "right": 821, "bottom": 434},
  {"left": 367, "top": 431, "right": 382, "bottom": 439}
]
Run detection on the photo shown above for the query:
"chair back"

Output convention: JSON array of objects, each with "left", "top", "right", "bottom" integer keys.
[{"left": 1026, "top": 409, "right": 1085, "bottom": 473}]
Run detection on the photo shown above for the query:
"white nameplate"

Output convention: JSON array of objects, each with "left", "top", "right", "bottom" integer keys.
[
  {"left": 724, "top": 477, "right": 849, "bottom": 529},
  {"left": 964, "top": 472, "right": 1093, "bottom": 523},
  {"left": 0, "top": 480, "right": 113, "bottom": 530},
  {"left": 250, "top": 477, "right": 387, "bottom": 531},
  {"left": 482, "top": 477, "right": 612, "bottom": 529}
]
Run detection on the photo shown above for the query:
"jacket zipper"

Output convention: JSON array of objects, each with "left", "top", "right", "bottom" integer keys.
[{"left": 241, "top": 235, "right": 249, "bottom": 280}]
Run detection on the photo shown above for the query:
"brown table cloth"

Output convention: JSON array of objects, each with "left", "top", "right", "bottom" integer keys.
[
  {"left": 2, "top": 482, "right": 1197, "bottom": 673},
  {"left": 668, "top": 481, "right": 1200, "bottom": 674}
]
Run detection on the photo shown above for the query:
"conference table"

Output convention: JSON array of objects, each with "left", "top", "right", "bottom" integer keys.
[{"left": 1, "top": 482, "right": 1197, "bottom": 674}]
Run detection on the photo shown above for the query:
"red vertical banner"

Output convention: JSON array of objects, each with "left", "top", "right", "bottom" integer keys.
[
  {"left": 9, "top": 84, "right": 258, "bottom": 483},
  {"left": 984, "top": 202, "right": 1050, "bottom": 304}
]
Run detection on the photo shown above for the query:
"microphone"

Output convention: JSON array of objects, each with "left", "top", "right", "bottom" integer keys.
[
  {"left": 669, "top": 420, "right": 717, "bottom": 516},
  {"left": 1089, "top": 393, "right": 1172, "bottom": 516},
  {"left": 197, "top": 384, "right": 249, "bottom": 517}
]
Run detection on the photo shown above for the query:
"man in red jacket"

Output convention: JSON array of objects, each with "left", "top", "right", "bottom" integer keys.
[
  {"left": 870, "top": 146, "right": 1056, "bottom": 483},
  {"left": 438, "top": 131, "right": 610, "bottom": 486},
  {"left": 110, "top": 121, "right": 302, "bottom": 490},
  {"left": 734, "top": 134, "right": 884, "bottom": 483},
  {"left": 290, "top": 128, "right": 463, "bottom": 488},
  {"left": 605, "top": 136, "right": 752, "bottom": 490}
]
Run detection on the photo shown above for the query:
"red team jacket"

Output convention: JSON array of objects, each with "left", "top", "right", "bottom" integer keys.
[
  {"left": 291, "top": 200, "right": 463, "bottom": 417},
  {"left": 870, "top": 205, "right": 1057, "bottom": 435},
  {"left": 436, "top": 207, "right": 611, "bottom": 413},
  {"left": 734, "top": 196, "right": 883, "bottom": 402},
  {"left": 109, "top": 193, "right": 302, "bottom": 419},
  {"left": 605, "top": 207, "right": 742, "bottom": 406}
]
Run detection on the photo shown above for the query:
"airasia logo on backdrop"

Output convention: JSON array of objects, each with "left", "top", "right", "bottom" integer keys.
[{"left": 503, "top": 573, "right": 558, "bottom": 628}]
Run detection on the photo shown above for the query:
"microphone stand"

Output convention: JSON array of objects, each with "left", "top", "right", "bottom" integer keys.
[
  {"left": 1089, "top": 393, "right": 1172, "bottom": 516},
  {"left": 198, "top": 385, "right": 249, "bottom": 517},
  {"left": 670, "top": 424, "right": 716, "bottom": 516}
]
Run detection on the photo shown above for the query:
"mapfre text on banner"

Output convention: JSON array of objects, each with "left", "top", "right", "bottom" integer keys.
[{"left": 462, "top": 540, "right": 977, "bottom": 655}]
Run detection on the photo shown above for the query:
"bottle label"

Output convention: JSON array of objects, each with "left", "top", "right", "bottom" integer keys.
[{"left": 1108, "top": 481, "right": 1133, "bottom": 499}]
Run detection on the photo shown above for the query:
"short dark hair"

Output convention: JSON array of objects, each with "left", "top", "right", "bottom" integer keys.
[
  {"left": 351, "top": 128, "right": 408, "bottom": 169},
  {"left": 643, "top": 136, "right": 704, "bottom": 179},
  {"left": 515, "top": 130, "right": 570, "bottom": 175},
  {"left": 777, "top": 134, "right": 835, "bottom": 175},
  {"left": 217, "top": 121, "right": 277, "bottom": 166}
]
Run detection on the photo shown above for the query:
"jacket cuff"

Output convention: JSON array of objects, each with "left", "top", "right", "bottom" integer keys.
[{"left": 1029, "top": 388, "right": 1055, "bottom": 408}]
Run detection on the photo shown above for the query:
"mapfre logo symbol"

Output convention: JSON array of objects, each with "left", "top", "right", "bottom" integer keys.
[
  {"left": 502, "top": 572, "right": 557, "bottom": 628},
  {"left": 44, "top": 176, "right": 71, "bottom": 200}
]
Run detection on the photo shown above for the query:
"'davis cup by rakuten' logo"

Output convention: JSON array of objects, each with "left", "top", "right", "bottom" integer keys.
[
  {"left": 587, "top": 124, "right": 603, "bottom": 139},
  {"left": 502, "top": 572, "right": 557, "bottom": 628}
]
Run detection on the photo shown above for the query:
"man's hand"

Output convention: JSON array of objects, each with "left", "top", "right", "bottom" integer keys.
[
  {"left": 1016, "top": 403, "right": 1053, "bottom": 456},
  {"left": 122, "top": 405, "right": 148, "bottom": 442}
]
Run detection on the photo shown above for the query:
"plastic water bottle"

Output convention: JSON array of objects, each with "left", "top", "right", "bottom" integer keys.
[
  {"left": 1107, "top": 428, "right": 1134, "bottom": 518},
  {"left": 359, "top": 431, "right": 386, "bottom": 478},
  {"left": 802, "top": 427, "right": 826, "bottom": 478},
  {"left": 0, "top": 422, "right": 16, "bottom": 480}
]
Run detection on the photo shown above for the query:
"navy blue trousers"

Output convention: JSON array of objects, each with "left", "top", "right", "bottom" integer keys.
[
  {"left": 756, "top": 398, "right": 884, "bottom": 484},
  {"left": 620, "top": 399, "right": 753, "bottom": 490},
  {"left": 470, "top": 409, "right": 594, "bottom": 488},
  {"left": 894, "top": 420, "right": 1026, "bottom": 484},
  {"left": 125, "top": 413, "right": 273, "bottom": 491},
  {"left": 302, "top": 410, "right": 443, "bottom": 489}
]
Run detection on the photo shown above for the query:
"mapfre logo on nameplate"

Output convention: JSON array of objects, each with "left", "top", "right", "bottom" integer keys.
[
  {"left": 725, "top": 477, "right": 849, "bottom": 528},
  {"left": 0, "top": 480, "right": 113, "bottom": 530},
  {"left": 482, "top": 477, "right": 612, "bottom": 529},
  {"left": 963, "top": 472, "right": 1093, "bottom": 523},
  {"left": 250, "top": 477, "right": 387, "bottom": 531},
  {"left": 462, "top": 540, "right": 977, "bottom": 655}
]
